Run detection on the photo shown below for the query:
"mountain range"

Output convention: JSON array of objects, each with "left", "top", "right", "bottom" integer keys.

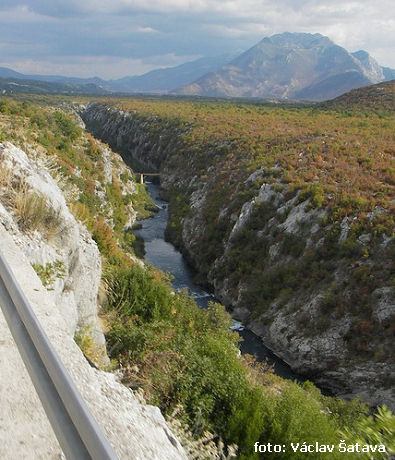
[
  {"left": 176, "top": 33, "right": 395, "bottom": 101},
  {"left": 0, "top": 55, "right": 232, "bottom": 96},
  {"left": 0, "top": 76, "right": 108, "bottom": 95},
  {"left": 0, "top": 33, "right": 394, "bottom": 101}
]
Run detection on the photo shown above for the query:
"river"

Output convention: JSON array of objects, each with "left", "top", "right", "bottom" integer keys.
[{"left": 135, "top": 182, "right": 304, "bottom": 382}]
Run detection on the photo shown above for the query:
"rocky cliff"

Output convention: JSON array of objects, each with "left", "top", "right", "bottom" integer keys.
[
  {"left": 82, "top": 102, "right": 395, "bottom": 409},
  {"left": 0, "top": 140, "right": 186, "bottom": 459},
  {"left": 0, "top": 141, "right": 106, "bottom": 352}
]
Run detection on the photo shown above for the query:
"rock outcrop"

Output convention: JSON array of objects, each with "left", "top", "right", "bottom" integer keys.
[
  {"left": 0, "top": 141, "right": 186, "bottom": 459},
  {"left": 0, "top": 142, "right": 105, "bottom": 348},
  {"left": 0, "top": 226, "right": 186, "bottom": 460},
  {"left": 80, "top": 104, "right": 186, "bottom": 173}
]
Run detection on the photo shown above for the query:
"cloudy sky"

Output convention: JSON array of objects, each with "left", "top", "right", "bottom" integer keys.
[{"left": 0, "top": 0, "right": 394, "bottom": 79}]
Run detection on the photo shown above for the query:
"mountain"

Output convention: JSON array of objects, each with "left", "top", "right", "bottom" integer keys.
[
  {"left": 382, "top": 67, "right": 395, "bottom": 80},
  {"left": 0, "top": 67, "right": 25, "bottom": 79},
  {"left": 0, "top": 67, "right": 107, "bottom": 87},
  {"left": 0, "top": 55, "right": 233, "bottom": 95},
  {"left": 175, "top": 33, "right": 395, "bottom": 101},
  {"left": 351, "top": 50, "right": 385, "bottom": 81},
  {"left": 108, "top": 55, "right": 233, "bottom": 93},
  {"left": 0, "top": 76, "right": 109, "bottom": 95}
]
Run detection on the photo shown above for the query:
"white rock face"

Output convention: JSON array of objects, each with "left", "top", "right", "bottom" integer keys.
[
  {"left": 101, "top": 145, "right": 113, "bottom": 184},
  {"left": 0, "top": 142, "right": 104, "bottom": 347}
]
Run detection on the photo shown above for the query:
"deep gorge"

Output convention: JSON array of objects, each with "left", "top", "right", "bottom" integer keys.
[
  {"left": 134, "top": 180, "right": 307, "bottom": 383},
  {"left": 81, "top": 101, "right": 394, "bottom": 409}
]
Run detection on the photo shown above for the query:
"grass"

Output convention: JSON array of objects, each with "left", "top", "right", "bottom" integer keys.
[
  {"left": 0, "top": 158, "right": 63, "bottom": 240},
  {"left": 103, "top": 261, "right": 392, "bottom": 459},
  {"left": 74, "top": 325, "right": 107, "bottom": 367},
  {"left": 32, "top": 260, "right": 66, "bottom": 288},
  {"left": 13, "top": 185, "right": 62, "bottom": 239},
  {"left": 0, "top": 161, "right": 11, "bottom": 189}
]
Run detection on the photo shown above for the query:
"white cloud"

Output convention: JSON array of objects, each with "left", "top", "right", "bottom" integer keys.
[
  {"left": 0, "top": 0, "right": 394, "bottom": 76},
  {"left": 135, "top": 26, "right": 158, "bottom": 33}
]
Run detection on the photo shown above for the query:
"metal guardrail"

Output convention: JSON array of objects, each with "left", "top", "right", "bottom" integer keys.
[{"left": 0, "top": 252, "right": 118, "bottom": 460}]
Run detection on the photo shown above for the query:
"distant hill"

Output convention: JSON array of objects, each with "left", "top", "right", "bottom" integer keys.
[
  {"left": 0, "top": 55, "right": 233, "bottom": 95},
  {"left": 0, "top": 67, "right": 107, "bottom": 87},
  {"left": 0, "top": 67, "right": 24, "bottom": 79},
  {"left": 0, "top": 77, "right": 109, "bottom": 95},
  {"left": 108, "top": 55, "right": 233, "bottom": 93},
  {"left": 175, "top": 33, "right": 395, "bottom": 101},
  {"left": 322, "top": 80, "right": 395, "bottom": 112}
]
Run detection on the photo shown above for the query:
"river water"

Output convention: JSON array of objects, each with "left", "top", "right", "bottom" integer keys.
[{"left": 135, "top": 182, "right": 304, "bottom": 382}]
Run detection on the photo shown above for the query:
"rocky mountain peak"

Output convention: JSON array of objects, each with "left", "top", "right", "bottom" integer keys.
[
  {"left": 263, "top": 31, "right": 333, "bottom": 48},
  {"left": 352, "top": 50, "right": 385, "bottom": 82},
  {"left": 175, "top": 32, "right": 393, "bottom": 101}
]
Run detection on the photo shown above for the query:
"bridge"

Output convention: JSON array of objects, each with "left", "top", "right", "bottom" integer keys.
[{"left": 139, "top": 173, "right": 160, "bottom": 184}]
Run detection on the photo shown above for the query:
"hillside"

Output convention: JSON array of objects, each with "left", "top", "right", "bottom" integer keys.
[
  {"left": 0, "top": 66, "right": 106, "bottom": 86},
  {"left": 108, "top": 55, "right": 233, "bottom": 93},
  {"left": 0, "top": 76, "right": 109, "bottom": 95},
  {"left": 323, "top": 80, "right": 395, "bottom": 112},
  {"left": 176, "top": 32, "right": 394, "bottom": 101},
  {"left": 0, "top": 99, "right": 185, "bottom": 459}
]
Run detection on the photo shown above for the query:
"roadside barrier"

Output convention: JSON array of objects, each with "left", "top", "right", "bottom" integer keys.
[{"left": 0, "top": 252, "right": 118, "bottom": 460}]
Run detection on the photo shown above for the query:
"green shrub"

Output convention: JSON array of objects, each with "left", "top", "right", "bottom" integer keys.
[
  {"left": 341, "top": 405, "right": 395, "bottom": 459},
  {"left": 281, "top": 232, "right": 306, "bottom": 257},
  {"left": 301, "top": 183, "right": 325, "bottom": 208},
  {"left": 32, "top": 260, "right": 66, "bottom": 287},
  {"left": 92, "top": 218, "right": 118, "bottom": 257},
  {"left": 74, "top": 325, "right": 106, "bottom": 367},
  {"left": 103, "top": 263, "right": 386, "bottom": 458},
  {"left": 53, "top": 111, "right": 81, "bottom": 141}
]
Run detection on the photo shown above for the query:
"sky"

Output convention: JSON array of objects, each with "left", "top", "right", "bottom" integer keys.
[{"left": 0, "top": 0, "right": 394, "bottom": 79}]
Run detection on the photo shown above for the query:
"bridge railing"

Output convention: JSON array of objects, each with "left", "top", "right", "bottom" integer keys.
[{"left": 0, "top": 251, "right": 118, "bottom": 460}]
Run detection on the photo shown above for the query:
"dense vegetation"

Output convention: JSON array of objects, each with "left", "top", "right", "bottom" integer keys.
[
  {"left": 81, "top": 96, "right": 394, "bottom": 456},
  {"left": 103, "top": 261, "right": 394, "bottom": 459},
  {"left": 1, "top": 96, "right": 394, "bottom": 458}
]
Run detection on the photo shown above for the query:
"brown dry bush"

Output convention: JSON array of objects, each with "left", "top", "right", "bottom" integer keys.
[{"left": 13, "top": 184, "right": 62, "bottom": 239}]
